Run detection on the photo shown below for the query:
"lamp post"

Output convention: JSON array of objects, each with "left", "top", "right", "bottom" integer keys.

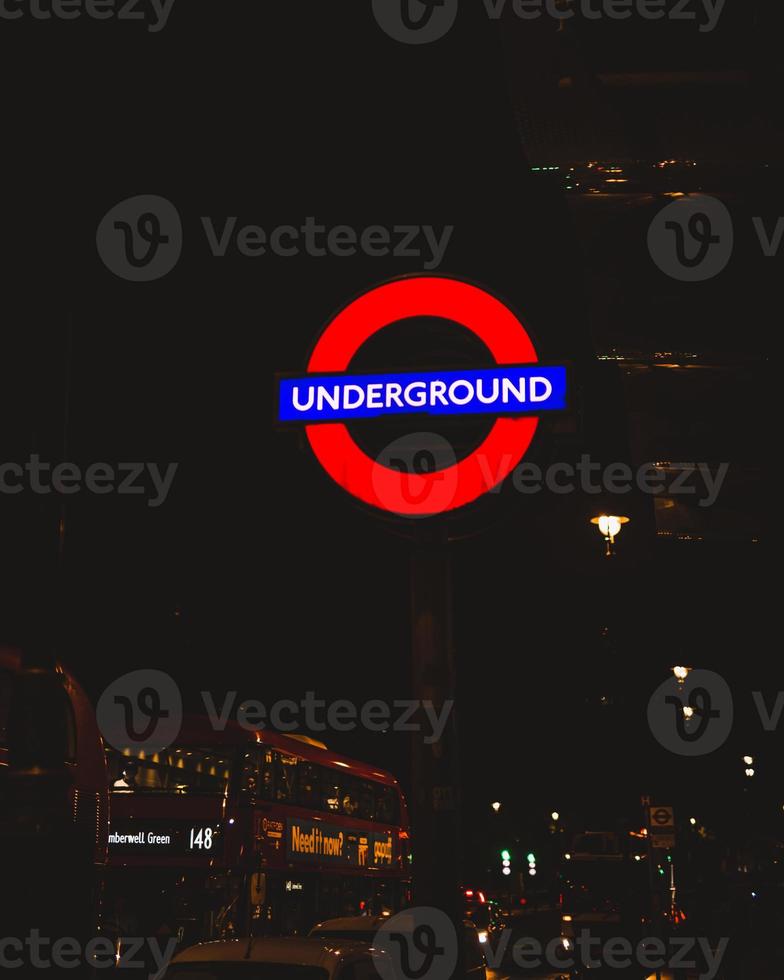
[{"left": 590, "top": 514, "right": 629, "bottom": 557}]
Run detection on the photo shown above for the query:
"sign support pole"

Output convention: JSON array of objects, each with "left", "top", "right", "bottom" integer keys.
[{"left": 410, "top": 523, "right": 465, "bottom": 977}]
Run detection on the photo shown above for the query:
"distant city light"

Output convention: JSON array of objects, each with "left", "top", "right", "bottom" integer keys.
[
  {"left": 689, "top": 817, "right": 697, "bottom": 826},
  {"left": 745, "top": 768, "right": 755, "bottom": 778},
  {"left": 491, "top": 801, "right": 502, "bottom": 813},
  {"left": 564, "top": 853, "right": 572, "bottom": 860},
  {"left": 551, "top": 811, "right": 560, "bottom": 821},
  {"left": 743, "top": 755, "right": 754, "bottom": 766},
  {"left": 672, "top": 665, "right": 691, "bottom": 681},
  {"left": 682, "top": 705, "right": 694, "bottom": 719}
]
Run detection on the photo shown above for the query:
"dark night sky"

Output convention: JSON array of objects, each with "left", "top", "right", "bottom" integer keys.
[{"left": 0, "top": 0, "right": 775, "bottom": 866}]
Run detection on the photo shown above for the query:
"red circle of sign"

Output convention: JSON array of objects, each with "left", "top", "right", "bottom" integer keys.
[{"left": 306, "top": 276, "right": 539, "bottom": 515}]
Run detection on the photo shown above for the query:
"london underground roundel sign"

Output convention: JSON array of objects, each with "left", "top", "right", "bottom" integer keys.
[{"left": 277, "top": 276, "right": 566, "bottom": 516}]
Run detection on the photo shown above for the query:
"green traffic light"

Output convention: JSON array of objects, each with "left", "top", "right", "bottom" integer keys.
[
  {"left": 526, "top": 852, "right": 536, "bottom": 864},
  {"left": 500, "top": 849, "right": 511, "bottom": 861}
]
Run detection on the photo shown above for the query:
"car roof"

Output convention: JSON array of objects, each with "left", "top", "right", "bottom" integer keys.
[
  {"left": 311, "top": 916, "right": 388, "bottom": 933},
  {"left": 311, "top": 915, "right": 477, "bottom": 937},
  {"left": 172, "top": 938, "right": 374, "bottom": 968}
]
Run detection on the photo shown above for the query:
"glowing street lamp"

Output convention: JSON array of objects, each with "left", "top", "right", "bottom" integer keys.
[
  {"left": 742, "top": 755, "right": 754, "bottom": 766},
  {"left": 672, "top": 665, "right": 692, "bottom": 682},
  {"left": 590, "top": 514, "right": 629, "bottom": 557},
  {"left": 491, "top": 801, "right": 502, "bottom": 813},
  {"left": 551, "top": 811, "right": 560, "bottom": 822}
]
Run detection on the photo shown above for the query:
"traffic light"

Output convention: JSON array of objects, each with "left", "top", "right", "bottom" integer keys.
[
  {"left": 500, "top": 849, "right": 511, "bottom": 876},
  {"left": 527, "top": 852, "right": 537, "bottom": 876}
]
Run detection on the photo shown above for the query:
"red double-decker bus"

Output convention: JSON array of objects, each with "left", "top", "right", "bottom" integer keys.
[
  {"left": 105, "top": 715, "right": 411, "bottom": 944},
  {"left": 0, "top": 646, "right": 109, "bottom": 941}
]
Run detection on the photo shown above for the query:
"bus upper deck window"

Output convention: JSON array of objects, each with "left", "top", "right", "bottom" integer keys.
[
  {"left": 341, "top": 776, "right": 360, "bottom": 816},
  {"left": 375, "top": 786, "right": 399, "bottom": 825},
  {"left": 275, "top": 753, "right": 298, "bottom": 802},
  {"left": 297, "top": 762, "right": 320, "bottom": 808},
  {"left": 259, "top": 749, "right": 275, "bottom": 801}
]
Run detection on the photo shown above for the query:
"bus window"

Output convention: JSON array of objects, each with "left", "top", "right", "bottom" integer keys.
[
  {"left": 107, "top": 747, "right": 232, "bottom": 794},
  {"left": 320, "top": 768, "right": 342, "bottom": 812},
  {"left": 0, "top": 669, "right": 12, "bottom": 748},
  {"left": 297, "top": 762, "right": 320, "bottom": 808},
  {"left": 259, "top": 748, "right": 275, "bottom": 801},
  {"left": 238, "top": 749, "right": 258, "bottom": 802},
  {"left": 357, "top": 781, "right": 376, "bottom": 821},
  {"left": 341, "top": 776, "right": 360, "bottom": 817},
  {"left": 375, "top": 785, "right": 399, "bottom": 825},
  {"left": 275, "top": 752, "right": 298, "bottom": 803}
]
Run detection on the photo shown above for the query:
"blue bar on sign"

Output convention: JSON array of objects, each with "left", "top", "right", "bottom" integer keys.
[{"left": 278, "top": 365, "right": 566, "bottom": 423}]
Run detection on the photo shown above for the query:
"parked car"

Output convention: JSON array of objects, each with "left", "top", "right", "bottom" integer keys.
[
  {"left": 162, "top": 937, "right": 384, "bottom": 980},
  {"left": 308, "top": 914, "right": 487, "bottom": 979}
]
